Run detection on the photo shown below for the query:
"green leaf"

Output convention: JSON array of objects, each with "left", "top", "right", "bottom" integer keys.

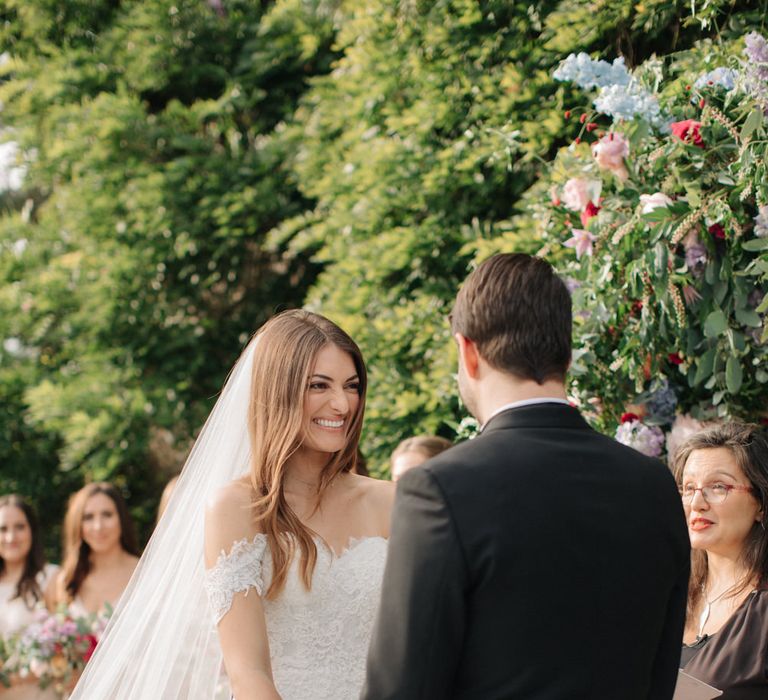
[
  {"left": 735, "top": 308, "right": 762, "bottom": 327},
  {"left": 693, "top": 347, "right": 716, "bottom": 386},
  {"left": 726, "top": 356, "right": 743, "bottom": 394},
  {"left": 741, "top": 238, "right": 768, "bottom": 251},
  {"left": 757, "top": 294, "right": 768, "bottom": 314},
  {"left": 740, "top": 108, "right": 763, "bottom": 142},
  {"left": 704, "top": 309, "right": 728, "bottom": 338}
]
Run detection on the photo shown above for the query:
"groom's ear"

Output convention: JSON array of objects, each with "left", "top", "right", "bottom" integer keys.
[{"left": 454, "top": 333, "right": 480, "bottom": 379}]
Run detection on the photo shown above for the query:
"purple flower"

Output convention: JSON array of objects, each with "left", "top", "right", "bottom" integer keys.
[
  {"left": 685, "top": 243, "right": 708, "bottom": 274},
  {"left": 754, "top": 205, "right": 768, "bottom": 238}
]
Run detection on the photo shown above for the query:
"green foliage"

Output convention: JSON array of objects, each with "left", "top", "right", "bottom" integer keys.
[
  {"left": 285, "top": 0, "right": 767, "bottom": 472},
  {"left": 0, "top": 0, "right": 337, "bottom": 549},
  {"left": 528, "top": 36, "right": 768, "bottom": 451}
]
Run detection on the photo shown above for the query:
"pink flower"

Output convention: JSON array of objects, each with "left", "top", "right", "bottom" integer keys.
[
  {"left": 563, "top": 228, "right": 597, "bottom": 259},
  {"left": 562, "top": 177, "right": 602, "bottom": 211},
  {"left": 592, "top": 132, "right": 629, "bottom": 180},
  {"left": 580, "top": 200, "right": 601, "bottom": 227},
  {"left": 665, "top": 414, "right": 712, "bottom": 462},
  {"left": 639, "top": 192, "right": 673, "bottom": 214},
  {"left": 670, "top": 119, "right": 705, "bottom": 147}
]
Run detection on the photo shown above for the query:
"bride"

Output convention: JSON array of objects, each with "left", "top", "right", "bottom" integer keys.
[{"left": 69, "top": 310, "right": 394, "bottom": 700}]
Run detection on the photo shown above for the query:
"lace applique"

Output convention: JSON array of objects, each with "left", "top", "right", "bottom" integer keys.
[{"left": 204, "top": 535, "right": 268, "bottom": 623}]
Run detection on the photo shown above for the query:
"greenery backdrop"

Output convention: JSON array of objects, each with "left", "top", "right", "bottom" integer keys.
[{"left": 0, "top": 0, "right": 766, "bottom": 554}]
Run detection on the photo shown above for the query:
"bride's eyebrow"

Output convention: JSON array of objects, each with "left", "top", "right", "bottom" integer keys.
[{"left": 308, "top": 373, "right": 359, "bottom": 381}]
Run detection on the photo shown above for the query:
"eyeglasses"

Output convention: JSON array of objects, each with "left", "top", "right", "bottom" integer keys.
[{"left": 679, "top": 483, "right": 754, "bottom": 505}]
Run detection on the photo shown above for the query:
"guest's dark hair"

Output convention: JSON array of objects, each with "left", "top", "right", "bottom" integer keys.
[
  {"left": 61, "top": 482, "right": 139, "bottom": 600},
  {"left": 0, "top": 494, "right": 45, "bottom": 608},
  {"left": 450, "top": 253, "right": 571, "bottom": 384},
  {"left": 672, "top": 422, "right": 768, "bottom": 618}
]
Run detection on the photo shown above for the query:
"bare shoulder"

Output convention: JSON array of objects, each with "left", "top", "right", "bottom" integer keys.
[
  {"left": 345, "top": 473, "right": 395, "bottom": 514},
  {"left": 204, "top": 478, "right": 259, "bottom": 566}
]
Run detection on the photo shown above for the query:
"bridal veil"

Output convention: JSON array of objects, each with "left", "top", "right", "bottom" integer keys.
[{"left": 69, "top": 338, "right": 258, "bottom": 699}]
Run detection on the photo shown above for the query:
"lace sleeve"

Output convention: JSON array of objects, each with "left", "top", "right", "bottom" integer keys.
[{"left": 204, "top": 535, "right": 268, "bottom": 624}]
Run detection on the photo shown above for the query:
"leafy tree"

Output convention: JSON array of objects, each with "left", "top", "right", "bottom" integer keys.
[{"left": 0, "top": 0, "right": 338, "bottom": 550}]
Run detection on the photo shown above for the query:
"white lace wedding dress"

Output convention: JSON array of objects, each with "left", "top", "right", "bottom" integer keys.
[{"left": 204, "top": 534, "right": 388, "bottom": 700}]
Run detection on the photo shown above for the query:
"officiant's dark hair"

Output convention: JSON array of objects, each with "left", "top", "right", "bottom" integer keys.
[{"left": 450, "top": 253, "right": 571, "bottom": 383}]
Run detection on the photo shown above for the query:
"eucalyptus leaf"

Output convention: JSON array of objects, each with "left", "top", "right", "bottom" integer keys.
[
  {"left": 726, "top": 356, "right": 743, "bottom": 394},
  {"left": 741, "top": 238, "right": 768, "bottom": 251},
  {"left": 740, "top": 108, "right": 763, "bottom": 142},
  {"left": 735, "top": 308, "right": 761, "bottom": 327},
  {"left": 693, "top": 347, "right": 716, "bottom": 385},
  {"left": 704, "top": 309, "right": 728, "bottom": 338}
]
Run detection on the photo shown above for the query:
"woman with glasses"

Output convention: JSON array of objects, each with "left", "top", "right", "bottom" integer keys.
[{"left": 673, "top": 422, "right": 768, "bottom": 698}]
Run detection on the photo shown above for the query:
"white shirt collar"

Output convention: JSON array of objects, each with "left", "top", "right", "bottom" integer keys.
[{"left": 482, "top": 397, "right": 571, "bottom": 430}]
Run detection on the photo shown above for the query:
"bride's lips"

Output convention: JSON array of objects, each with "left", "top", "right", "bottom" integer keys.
[{"left": 689, "top": 518, "right": 714, "bottom": 531}]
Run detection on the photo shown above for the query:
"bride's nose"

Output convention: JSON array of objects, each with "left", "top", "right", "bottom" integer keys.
[{"left": 328, "top": 387, "right": 350, "bottom": 414}]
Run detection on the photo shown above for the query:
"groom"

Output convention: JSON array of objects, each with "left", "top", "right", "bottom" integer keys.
[{"left": 362, "top": 253, "right": 690, "bottom": 699}]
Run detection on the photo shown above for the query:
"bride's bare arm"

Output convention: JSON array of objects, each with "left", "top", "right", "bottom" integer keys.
[{"left": 204, "top": 485, "right": 281, "bottom": 700}]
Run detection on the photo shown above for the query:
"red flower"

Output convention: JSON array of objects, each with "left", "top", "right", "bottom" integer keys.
[
  {"left": 667, "top": 352, "right": 684, "bottom": 365},
  {"left": 631, "top": 300, "right": 643, "bottom": 315},
  {"left": 708, "top": 223, "right": 726, "bottom": 240},
  {"left": 621, "top": 412, "right": 640, "bottom": 424},
  {"left": 564, "top": 110, "right": 572, "bottom": 119},
  {"left": 580, "top": 200, "right": 601, "bottom": 227},
  {"left": 670, "top": 119, "right": 705, "bottom": 148},
  {"left": 82, "top": 634, "right": 99, "bottom": 662},
  {"left": 585, "top": 122, "right": 598, "bottom": 132},
  {"left": 579, "top": 114, "right": 587, "bottom": 124}
]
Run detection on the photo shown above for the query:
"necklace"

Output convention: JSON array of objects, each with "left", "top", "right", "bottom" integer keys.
[{"left": 696, "top": 583, "right": 735, "bottom": 638}]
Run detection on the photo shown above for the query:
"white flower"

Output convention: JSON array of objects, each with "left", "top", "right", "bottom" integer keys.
[
  {"left": 639, "top": 192, "right": 673, "bottom": 214},
  {"left": 615, "top": 419, "right": 665, "bottom": 458}
]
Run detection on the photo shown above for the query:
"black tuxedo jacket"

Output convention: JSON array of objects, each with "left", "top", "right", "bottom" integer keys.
[{"left": 362, "top": 403, "right": 690, "bottom": 699}]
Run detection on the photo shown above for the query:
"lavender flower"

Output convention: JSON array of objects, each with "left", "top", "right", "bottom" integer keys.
[
  {"left": 615, "top": 419, "right": 666, "bottom": 457},
  {"left": 754, "top": 205, "right": 768, "bottom": 237},
  {"left": 744, "top": 32, "right": 768, "bottom": 113}
]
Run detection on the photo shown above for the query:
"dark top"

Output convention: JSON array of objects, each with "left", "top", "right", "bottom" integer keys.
[
  {"left": 681, "top": 587, "right": 768, "bottom": 700},
  {"left": 362, "top": 403, "right": 691, "bottom": 699}
]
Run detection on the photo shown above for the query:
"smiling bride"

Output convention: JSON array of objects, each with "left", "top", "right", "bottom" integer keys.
[
  {"left": 203, "top": 311, "right": 394, "bottom": 700},
  {"left": 68, "top": 310, "right": 394, "bottom": 700}
]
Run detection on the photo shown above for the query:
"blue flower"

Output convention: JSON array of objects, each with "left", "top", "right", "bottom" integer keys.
[
  {"left": 693, "top": 67, "right": 739, "bottom": 91},
  {"left": 553, "top": 53, "right": 631, "bottom": 90}
]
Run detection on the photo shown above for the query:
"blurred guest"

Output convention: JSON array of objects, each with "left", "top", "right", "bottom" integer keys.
[
  {"left": 673, "top": 422, "right": 768, "bottom": 698},
  {"left": 156, "top": 475, "right": 179, "bottom": 523},
  {"left": 53, "top": 483, "right": 139, "bottom": 616},
  {"left": 0, "top": 495, "right": 58, "bottom": 699},
  {"left": 390, "top": 435, "right": 452, "bottom": 481}
]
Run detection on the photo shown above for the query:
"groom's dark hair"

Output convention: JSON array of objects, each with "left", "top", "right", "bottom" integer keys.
[{"left": 450, "top": 253, "right": 571, "bottom": 384}]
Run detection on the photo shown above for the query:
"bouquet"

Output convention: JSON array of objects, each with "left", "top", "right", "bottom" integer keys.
[{"left": 3, "top": 606, "right": 110, "bottom": 697}]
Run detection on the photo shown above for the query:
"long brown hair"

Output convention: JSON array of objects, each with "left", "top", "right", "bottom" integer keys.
[
  {"left": 672, "top": 422, "right": 768, "bottom": 620},
  {"left": 0, "top": 495, "right": 45, "bottom": 608},
  {"left": 61, "top": 482, "right": 139, "bottom": 601},
  {"left": 247, "top": 310, "right": 367, "bottom": 599}
]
